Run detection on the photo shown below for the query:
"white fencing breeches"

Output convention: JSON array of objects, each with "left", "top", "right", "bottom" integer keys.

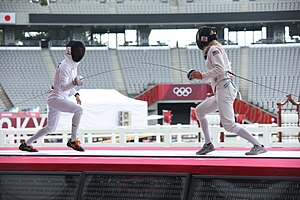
[
  {"left": 195, "top": 82, "right": 261, "bottom": 146},
  {"left": 26, "top": 98, "right": 83, "bottom": 145}
]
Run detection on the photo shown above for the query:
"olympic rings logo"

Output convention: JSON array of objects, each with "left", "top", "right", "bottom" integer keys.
[{"left": 173, "top": 87, "right": 192, "bottom": 97}]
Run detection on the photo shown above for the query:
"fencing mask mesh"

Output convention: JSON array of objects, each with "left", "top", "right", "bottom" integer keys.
[{"left": 66, "top": 40, "right": 85, "bottom": 62}]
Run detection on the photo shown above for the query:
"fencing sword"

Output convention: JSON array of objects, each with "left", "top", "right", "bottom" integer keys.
[
  {"left": 140, "top": 62, "right": 187, "bottom": 73},
  {"left": 141, "top": 61, "right": 300, "bottom": 99},
  {"left": 10, "top": 67, "right": 135, "bottom": 108},
  {"left": 80, "top": 67, "right": 134, "bottom": 80},
  {"left": 226, "top": 71, "right": 299, "bottom": 98}
]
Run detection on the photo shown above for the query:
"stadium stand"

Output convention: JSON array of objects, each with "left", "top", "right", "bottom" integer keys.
[
  {"left": 186, "top": 0, "right": 240, "bottom": 13},
  {"left": 1, "top": 44, "right": 298, "bottom": 112},
  {"left": 0, "top": 0, "right": 299, "bottom": 114},
  {"left": 1, "top": 0, "right": 45, "bottom": 13},
  {"left": 47, "top": 0, "right": 170, "bottom": 14},
  {"left": 116, "top": 1, "right": 170, "bottom": 14},
  {"left": 0, "top": 43, "right": 298, "bottom": 113},
  {"left": 2, "top": 0, "right": 299, "bottom": 14},
  {"left": 0, "top": 47, "right": 52, "bottom": 112},
  {"left": 0, "top": 84, "right": 8, "bottom": 111},
  {"left": 49, "top": 0, "right": 110, "bottom": 14},
  {"left": 0, "top": 99, "right": 6, "bottom": 111},
  {"left": 117, "top": 46, "right": 173, "bottom": 95},
  {"left": 248, "top": 44, "right": 300, "bottom": 113},
  {"left": 248, "top": 0, "right": 300, "bottom": 12},
  {"left": 187, "top": 0, "right": 300, "bottom": 13}
]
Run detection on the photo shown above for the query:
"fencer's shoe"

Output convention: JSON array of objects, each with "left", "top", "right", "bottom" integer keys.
[
  {"left": 196, "top": 143, "right": 215, "bottom": 155},
  {"left": 19, "top": 143, "right": 39, "bottom": 152},
  {"left": 67, "top": 139, "right": 85, "bottom": 152},
  {"left": 245, "top": 145, "right": 267, "bottom": 155}
]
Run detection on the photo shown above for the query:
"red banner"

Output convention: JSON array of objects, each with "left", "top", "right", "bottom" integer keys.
[
  {"left": 136, "top": 84, "right": 212, "bottom": 106},
  {"left": 0, "top": 112, "right": 47, "bottom": 129},
  {"left": 233, "top": 99, "right": 276, "bottom": 124}
]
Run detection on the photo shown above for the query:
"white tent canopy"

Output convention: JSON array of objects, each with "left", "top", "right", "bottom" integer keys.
[{"left": 56, "top": 89, "right": 148, "bottom": 130}]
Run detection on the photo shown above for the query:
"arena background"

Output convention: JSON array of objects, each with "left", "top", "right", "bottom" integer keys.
[
  {"left": 0, "top": 1, "right": 300, "bottom": 200},
  {"left": 0, "top": 0, "right": 299, "bottom": 120}
]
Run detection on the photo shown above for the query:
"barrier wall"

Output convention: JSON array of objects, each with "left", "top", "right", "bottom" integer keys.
[{"left": 1, "top": 125, "right": 299, "bottom": 148}]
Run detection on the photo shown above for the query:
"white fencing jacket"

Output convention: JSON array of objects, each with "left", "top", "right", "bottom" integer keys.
[
  {"left": 202, "top": 45, "right": 232, "bottom": 93},
  {"left": 48, "top": 48, "right": 79, "bottom": 100}
]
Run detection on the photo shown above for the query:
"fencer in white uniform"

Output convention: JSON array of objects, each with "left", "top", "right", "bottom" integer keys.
[
  {"left": 188, "top": 26, "right": 267, "bottom": 155},
  {"left": 19, "top": 40, "right": 86, "bottom": 152}
]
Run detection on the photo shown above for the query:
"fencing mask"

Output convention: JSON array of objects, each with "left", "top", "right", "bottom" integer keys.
[
  {"left": 196, "top": 26, "right": 218, "bottom": 50},
  {"left": 66, "top": 40, "right": 85, "bottom": 62}
]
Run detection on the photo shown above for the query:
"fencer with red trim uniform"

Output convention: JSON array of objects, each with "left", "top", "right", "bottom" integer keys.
[
  {"left": 19, "top": 41, "right": 86, "bottom": 152},
  {"left": 188, "top": 26, "right": 267, "bottom": 155}
]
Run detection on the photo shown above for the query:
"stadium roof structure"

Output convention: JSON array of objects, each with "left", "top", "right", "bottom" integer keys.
[{"left": 28, "top": 10, "right": 300, "bottom": 30}]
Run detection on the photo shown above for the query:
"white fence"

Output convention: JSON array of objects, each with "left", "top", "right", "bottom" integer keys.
[{"left": 0, "top": 124, "right": 299, "bottom": 148}]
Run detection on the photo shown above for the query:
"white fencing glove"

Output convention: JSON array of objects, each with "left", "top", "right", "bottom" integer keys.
[{"left": 73, "top": 75, "right": 84, "bottom": 86}]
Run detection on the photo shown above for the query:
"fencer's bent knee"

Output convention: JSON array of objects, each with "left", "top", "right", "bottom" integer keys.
[
  {"left": 223, "top": 122, "right": 241, "bottom": 133},
  {"left": 195, "top": 106, "right": 205, "bottom": 120},
  {"left": 74, "top": 106, "right": 83, "bottom": 115}
]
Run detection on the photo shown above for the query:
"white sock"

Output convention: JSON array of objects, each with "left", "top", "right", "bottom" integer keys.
[
  {"left": 71, "top": 110, "right": 83, "bottom": 141},
  {"left": 199, "top": 117, "right": 212, "bottom": 144},
  {"left": 25, "top": 128, "right": 47, "bottom": 145},
  {"left": 236, "top": 128, "right": 261, "bottom": 146}
]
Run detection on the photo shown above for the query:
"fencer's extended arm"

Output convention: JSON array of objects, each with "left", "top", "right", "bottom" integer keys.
[{"left": 201, "top": 47, "right": 226, "bottom": 80}]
